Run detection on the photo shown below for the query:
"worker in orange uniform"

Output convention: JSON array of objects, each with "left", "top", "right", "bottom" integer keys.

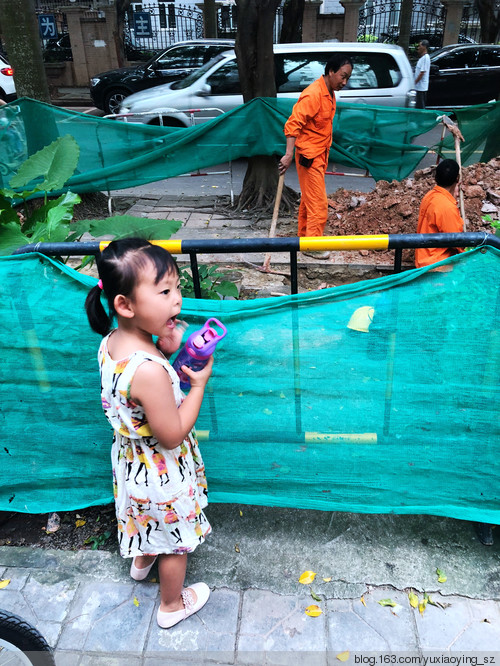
[
  {"left": 278, "top": 54, "right": 353, "bottom": 260},
  {"left": 415, "top": 158, "right": 465, "bottom": 268}
]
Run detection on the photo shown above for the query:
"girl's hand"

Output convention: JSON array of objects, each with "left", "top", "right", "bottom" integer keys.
[
  {"left": 157, "top": 320, "right": 186, "bottom": 357},
  {"left": 182, "top": 355, "right": 213, "bottom": 389}
]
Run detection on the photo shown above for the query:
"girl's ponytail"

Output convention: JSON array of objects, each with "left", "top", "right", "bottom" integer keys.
[{"left": 85, "top": 285, "right": 112, "bottom": 336}]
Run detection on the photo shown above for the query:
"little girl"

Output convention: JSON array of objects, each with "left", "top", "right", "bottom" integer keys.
[{"left": 85, "top": 237, "right": 213, "bottom": 629}]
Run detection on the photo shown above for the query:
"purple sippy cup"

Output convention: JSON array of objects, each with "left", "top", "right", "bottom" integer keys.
[{"left": 172, "top": 318, "right": 227, "bottom": 390}]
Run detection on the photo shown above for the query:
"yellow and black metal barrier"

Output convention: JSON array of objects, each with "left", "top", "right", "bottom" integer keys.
[{"left": 14, "top": 232, "right": 499, "bottom": 297}]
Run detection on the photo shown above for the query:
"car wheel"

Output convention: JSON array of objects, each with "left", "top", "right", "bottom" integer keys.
[
  {"left": 104, "top": 89, "right": 130, "bottom": 115},
  {"left": 148, "top": 117, "right": 186, "bottom": 128}
]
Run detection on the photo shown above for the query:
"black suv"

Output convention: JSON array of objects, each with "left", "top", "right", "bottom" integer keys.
[
  {"left": 428, "top": 44, "right": 500, "bottom": 107},
  {"left": 90, "top": 39, "right": 235, "bottom": 114}
]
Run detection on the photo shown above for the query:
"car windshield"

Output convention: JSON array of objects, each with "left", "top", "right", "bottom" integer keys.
[{"left": 170, "top": 53, "right": 230, "bottom": 90}]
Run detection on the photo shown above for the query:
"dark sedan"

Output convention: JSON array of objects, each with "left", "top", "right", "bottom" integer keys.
[
  {"left": 90, "top": 39, "right": 235, "bottom": 114},
  {"left": 427, "top": 43, "right": 500, "bottom": 107}
]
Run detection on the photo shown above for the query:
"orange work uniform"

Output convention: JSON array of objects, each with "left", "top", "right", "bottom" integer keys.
[
  {"left": 284, "top": 76, "right": 336, "bottom": 237},
  {"left": 415, "top": 185, "right": 465, "bottom": 268}
]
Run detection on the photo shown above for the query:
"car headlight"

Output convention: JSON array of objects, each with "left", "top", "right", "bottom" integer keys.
[
  {"left": 120, "top": 106, "right": 131, "bottom": 114},
  {"left": 90, "top": 77, "right": 100, "bottom": 86}
]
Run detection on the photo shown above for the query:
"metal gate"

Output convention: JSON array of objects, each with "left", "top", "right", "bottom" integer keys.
[
  {"left": 358, "top": 0, "right": 447, "bottom": 49},
  {"left": 125, "top": 3, "right": 204, "bottom": 56},
  {"left": 460, "top": 3, "right": 482, "bottom": 42},
  {"left": 216, "top": 4, "right": 284, "bottom": 43}
]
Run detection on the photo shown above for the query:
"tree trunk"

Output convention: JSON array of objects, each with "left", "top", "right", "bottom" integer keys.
[
  {"left": 234, "top": 0, "right": 296, "bottom": 213},
  {"left": 279, "top": 0, "right": 305, "bottom": 43},
  {"left": 397, "top": 0, "right": 414, "bottom": 54},
  {"left": 474, "top": 0, "right": 500, "bottom": 43},
  {"left": 0, "top": 0, "right": 50, "bottom": 102},
  {"left": 115, "top": 0, "right": 131, "bottom": 68},
  {"left": 203, "top": 0, "right": 217, "bottom": 38}
]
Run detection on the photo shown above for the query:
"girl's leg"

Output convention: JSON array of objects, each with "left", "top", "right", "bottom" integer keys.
[
  {"left": 158, "top": 552, "right": 190, "bottom": 612},
  {"left": 134, "top": 554, "right": 156, "bottom": 569}
]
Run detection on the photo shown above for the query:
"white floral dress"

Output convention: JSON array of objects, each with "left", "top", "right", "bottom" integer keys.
[{"left": 98, "top": 332, "right": 211, "bottom": 558}]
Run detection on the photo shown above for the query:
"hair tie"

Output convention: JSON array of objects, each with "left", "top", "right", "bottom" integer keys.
[{"left": 97, "top": 279, "right": 103, "bottom": 290}]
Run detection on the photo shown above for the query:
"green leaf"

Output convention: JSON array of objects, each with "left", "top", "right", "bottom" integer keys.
[
  {"left": 29, "top": 221, "right": 67, "bottom": 245},
  {"left": 310, "top": 588, "right": 322, "bottom": 602},
  {"left": 378, "top": 598, "right": 397, "bottom": 607},
  {"left": 87, "top": 215, "right": 181, "bottom": 240},
  {"left": 436, "top": 568, "right": 447, "bottom": 583},
  {"left": 215, "top": 280, "right": 239, "bottom": 298},
  {"left": 25, "top": 191, "right": 81, "bottom": 234},
  {"left": 0, "top": 195, "right": 20, "bottom": 225},
  {"left": 0, "top": 222, "right": 29, "bottom": 256},
  {"left": 9, "top": 135, "right": 80, "bottom": 192},
  {"left": 205, "top": 290, "right": 221, "bottom": 300},
  {"left": 72, "top": 254, "right": 95, "bottom": 271}
]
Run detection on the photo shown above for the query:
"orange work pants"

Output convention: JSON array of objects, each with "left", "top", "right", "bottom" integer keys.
[{"left": 296, "top": 149, "right": 328, "bottom": 237}]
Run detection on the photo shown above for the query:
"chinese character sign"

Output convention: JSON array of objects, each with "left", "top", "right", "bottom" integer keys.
[
  {"left": 133, "top": 12, "right": 153, "bottom": 39},
  {"left": 38, "top": 14, "right": 57, "bottom": 40}
]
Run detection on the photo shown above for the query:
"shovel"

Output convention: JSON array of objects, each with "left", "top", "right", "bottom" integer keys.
[{"left": 262, "top": 173, "right": 285, "bottom": 272}]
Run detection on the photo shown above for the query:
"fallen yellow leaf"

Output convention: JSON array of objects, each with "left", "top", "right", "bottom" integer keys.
[
  {"left": 239, "top": 510, "right": 243, "bottom": 517},
  {"left": 408, "top": 592, "right": 419, "bottom": 608},
  {"left": 304, "top": 604, "right": 322, "bottom": 617},
  {"left": 0, "top": 579, "right": 11, "bottom": 589},
  {"left": 337, "top": 651, "right": 350, "bottom": 662},
  {"left": 419, "top": 598, "right": 428, "bottom": 616},
  {"left": 133, "top": 596, "right": 139, "bottom": 607},
  {"left": 360, "top": 595, "right": 367, "bottom": 607},
  {"left": 299, "top": 570, "right": 317, "bottom": 585},
  {"left": 323, "top": 577, "right": 332, "bottom": 583},
  {"left": 235, "top": 544, "right": 240, "bottom": 553},
  {"left": 75, "top": 519, "right": 86, "bottom": 528}
]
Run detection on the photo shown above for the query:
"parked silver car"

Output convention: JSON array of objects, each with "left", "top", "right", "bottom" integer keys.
[{"left": 118, "top": 42, "right": 417, "bottom": 126}]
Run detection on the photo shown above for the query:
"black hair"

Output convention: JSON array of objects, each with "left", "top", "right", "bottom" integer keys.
[
  {"left": 85, "top": 237, "right": 179, "bottom": 336},
  {"left": 435, "top": 159, "right": 460, "bottom": 188},
  {"left": 324, "top": 54, "right": 354, "bottom": 76},
  {"left": 419, "top": 40, "right": 430, "bottom": 49}
]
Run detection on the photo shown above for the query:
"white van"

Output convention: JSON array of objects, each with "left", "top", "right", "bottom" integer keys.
[{"left": 119, "top": 42, "right": 416, "bottom": 126}]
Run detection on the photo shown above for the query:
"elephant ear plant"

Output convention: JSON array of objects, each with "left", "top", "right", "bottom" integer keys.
[{"left": 0, "top": 134, "right": 182, "bottom": 264}]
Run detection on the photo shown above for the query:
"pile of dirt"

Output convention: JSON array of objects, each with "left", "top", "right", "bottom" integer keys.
[{"left": 325, "top": 158, "right": 500, "bottom": 237}]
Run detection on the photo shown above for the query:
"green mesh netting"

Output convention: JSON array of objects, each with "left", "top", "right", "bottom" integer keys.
[
  {"left": 2, "top": 97, "right": 498, "bottom": 192},
  {"left": 438, "top": 101, "right": 500, "bottom": 165},
  {"left": 1, "top": 250, "right": 499, "bottom": 521}
]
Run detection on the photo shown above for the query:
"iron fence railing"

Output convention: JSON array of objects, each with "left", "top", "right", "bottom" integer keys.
[{"left": 13, "top": 233, "right": 500, "bottom": 298}]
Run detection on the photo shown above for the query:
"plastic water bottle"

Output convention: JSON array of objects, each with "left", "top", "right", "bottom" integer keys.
[{"left": 172, "top": 318, "right": 227, "bottom": 390}]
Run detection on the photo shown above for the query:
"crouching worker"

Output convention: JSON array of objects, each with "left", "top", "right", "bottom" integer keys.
[{"left": 415, "top": 158, "right": 465, "bottom": 268}]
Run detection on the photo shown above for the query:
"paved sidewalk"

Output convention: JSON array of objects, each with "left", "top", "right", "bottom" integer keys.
[{"left": 1, "top": 508, "right": 499, "bottom": 663}]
